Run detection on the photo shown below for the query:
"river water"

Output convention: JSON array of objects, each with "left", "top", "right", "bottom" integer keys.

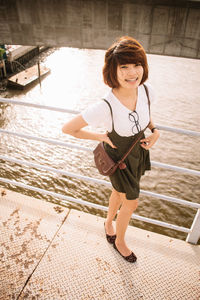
[{"left": 0, "top": 47, "right": 200, "bottom": 242}]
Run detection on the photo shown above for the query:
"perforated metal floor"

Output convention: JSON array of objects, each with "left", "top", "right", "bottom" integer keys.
[{"left": 0, "top": 188, "right": 199, "bottom": 300}]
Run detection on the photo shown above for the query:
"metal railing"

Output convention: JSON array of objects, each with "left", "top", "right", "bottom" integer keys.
[{"left": 0, "top": 97, "right": 200, "bottom": 244}]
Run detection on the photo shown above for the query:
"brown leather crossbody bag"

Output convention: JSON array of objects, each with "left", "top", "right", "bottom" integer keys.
[{"left": 93, "top": 84, "right": 150, "bottom": 176}]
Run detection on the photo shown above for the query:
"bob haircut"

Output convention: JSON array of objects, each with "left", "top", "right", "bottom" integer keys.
[{"left": 103, "top": 36, "right": 148, "bottom": 88}]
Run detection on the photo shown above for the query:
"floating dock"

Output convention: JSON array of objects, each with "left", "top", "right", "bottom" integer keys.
[
  {"left": 0, "top": 188, "right": 199, "bottom": 300},
  {"left": 7, "top": 64, "right": 50, "bottom": 89}
]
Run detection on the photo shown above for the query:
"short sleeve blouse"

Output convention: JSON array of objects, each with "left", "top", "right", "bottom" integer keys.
[{"left": 81, "top": 83, "right": 155, "bottom": 137}]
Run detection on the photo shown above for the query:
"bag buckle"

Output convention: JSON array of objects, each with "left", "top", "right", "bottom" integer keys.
[{"left": 118, "top": 162, "right": 126, "bottom": 170}]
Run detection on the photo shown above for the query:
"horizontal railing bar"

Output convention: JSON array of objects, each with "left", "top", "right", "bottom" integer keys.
[
  {"left": 0, "top": 155, "right": 109, "bottom": 187},
  {"left": 1, "top": 154, "right": 200, "bottom": 209},
  {"left": 0, "top": 98, "right": 79, "bottom": 115},
  {"left": 0, "top": 177, "right": 190, "bottom": 234},
  {"left": 1, "top": 129, "right": 200, "bottom": 177},
  {"left": 141, "top": 190, "right": 200, "bottom": 209},
  {"left": 132, "top": 214, "right": 190, "bottom": 233},
  {"left": 151, "top": 161, "right": 200, "bottom": 176},
  {"left": 157, "top": 124, "right": 200, "bottom": 137},
  {"left": 1, "top": 97, "right": 199, "bottom": 137},
  {"left": 0, "top": 129, "right": 89, "bottom": 152}
]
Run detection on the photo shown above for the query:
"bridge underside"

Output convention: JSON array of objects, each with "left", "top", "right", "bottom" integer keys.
[{"left": 0, "top": 0, "right": 200, "bottom": 59}]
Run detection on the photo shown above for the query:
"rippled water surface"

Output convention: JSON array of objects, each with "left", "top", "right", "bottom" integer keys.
[{"left": 0, "top": 47, "right": 200, "bottom": 242}]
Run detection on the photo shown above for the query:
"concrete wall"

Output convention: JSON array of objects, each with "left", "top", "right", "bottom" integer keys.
[{"left": 0, "top": 0, "right": 200, "bottom": 59}]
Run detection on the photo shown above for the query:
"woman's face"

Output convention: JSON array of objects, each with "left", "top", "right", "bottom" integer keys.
[{"left": 116, "top": 63, "right": 144, "bottom": 89}]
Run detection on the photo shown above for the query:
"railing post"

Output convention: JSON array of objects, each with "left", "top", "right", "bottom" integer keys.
[{"left": 186, "top": 209, "right": 200, "bottom": 244}]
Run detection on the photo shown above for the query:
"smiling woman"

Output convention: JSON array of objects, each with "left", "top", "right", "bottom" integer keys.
[{"left": 62, "top": 36, "right": 160, "bottom": 263}]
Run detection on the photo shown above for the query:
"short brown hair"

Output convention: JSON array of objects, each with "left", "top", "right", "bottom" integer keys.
[{"left": 103, "top": 36, "right": 148, "bottom": 88}]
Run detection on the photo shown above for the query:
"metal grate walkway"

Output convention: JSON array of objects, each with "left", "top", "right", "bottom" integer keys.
[{"left": 0, "top": 188, "right": 199, "bottom": 300}]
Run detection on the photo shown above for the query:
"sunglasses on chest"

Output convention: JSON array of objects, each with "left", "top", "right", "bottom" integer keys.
[{"left": 128, "top": 111, "right": 141, "bottom": 134}]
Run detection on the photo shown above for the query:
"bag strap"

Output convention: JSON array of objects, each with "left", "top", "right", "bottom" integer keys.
[
  {"left": 102, "top": 99, "right": 114, "bottom": 131},
  {"left": 118, "top": 84, "right": 151, "bottom": 165}
]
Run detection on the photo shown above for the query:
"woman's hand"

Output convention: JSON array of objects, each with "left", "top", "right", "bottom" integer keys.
[
  {"left": 140, "top": 130, "right": 160, "bottom": 150},
  {"left": 99, "top": 133, "right": 117, "bottom": 149}
]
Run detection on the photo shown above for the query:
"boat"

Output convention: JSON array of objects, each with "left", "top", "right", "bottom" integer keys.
[{"left": 7, "top": 64, "right": 50, "bottom": 89}]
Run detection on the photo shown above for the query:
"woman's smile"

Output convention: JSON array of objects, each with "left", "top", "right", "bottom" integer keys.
[{"left": 125, "top": 77, "right": 138, "bottom": 83}]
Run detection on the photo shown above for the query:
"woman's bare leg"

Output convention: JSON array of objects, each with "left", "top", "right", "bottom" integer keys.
[
  {"left": 115, "top": 194, "right": 138, "bottom": 256},
  {"left": 105, "top": 188, "right": 122, "bottom": 236}
]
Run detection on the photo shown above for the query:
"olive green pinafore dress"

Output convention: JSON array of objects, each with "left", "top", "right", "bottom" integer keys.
[{"left": 103, "top": 100, "right": 151, "bottom": 200}]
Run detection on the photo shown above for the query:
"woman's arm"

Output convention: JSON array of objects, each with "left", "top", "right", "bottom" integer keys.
[
  {"left": 62, "top": 114, "right": 116, "bottom": 148},
  {"left": 140, "top": 118, "right": 160, "bottom": 150}
]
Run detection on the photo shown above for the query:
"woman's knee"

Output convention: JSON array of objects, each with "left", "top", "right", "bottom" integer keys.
[{"left": 120, "top": 194, "right": 138, "bottom": 212}]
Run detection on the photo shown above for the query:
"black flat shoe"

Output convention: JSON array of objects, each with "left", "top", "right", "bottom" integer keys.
[
  {"left": 104, "top": 222, "right": 116, "bottom": 244},
  {"left": 113, "top": 241, "right": 137, "bottom": 263}
]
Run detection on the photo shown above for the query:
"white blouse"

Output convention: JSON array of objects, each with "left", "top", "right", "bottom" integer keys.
[{"left": 82, "top": 83, "right": 155, "bottom": 137}]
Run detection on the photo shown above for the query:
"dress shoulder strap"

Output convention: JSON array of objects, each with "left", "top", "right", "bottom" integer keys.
[
  {"left": 143, "top": 84, "right": 151, "bottom": 123},
  {"left": 102, "top": 99, "right": 114, "bottom": 131}
]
